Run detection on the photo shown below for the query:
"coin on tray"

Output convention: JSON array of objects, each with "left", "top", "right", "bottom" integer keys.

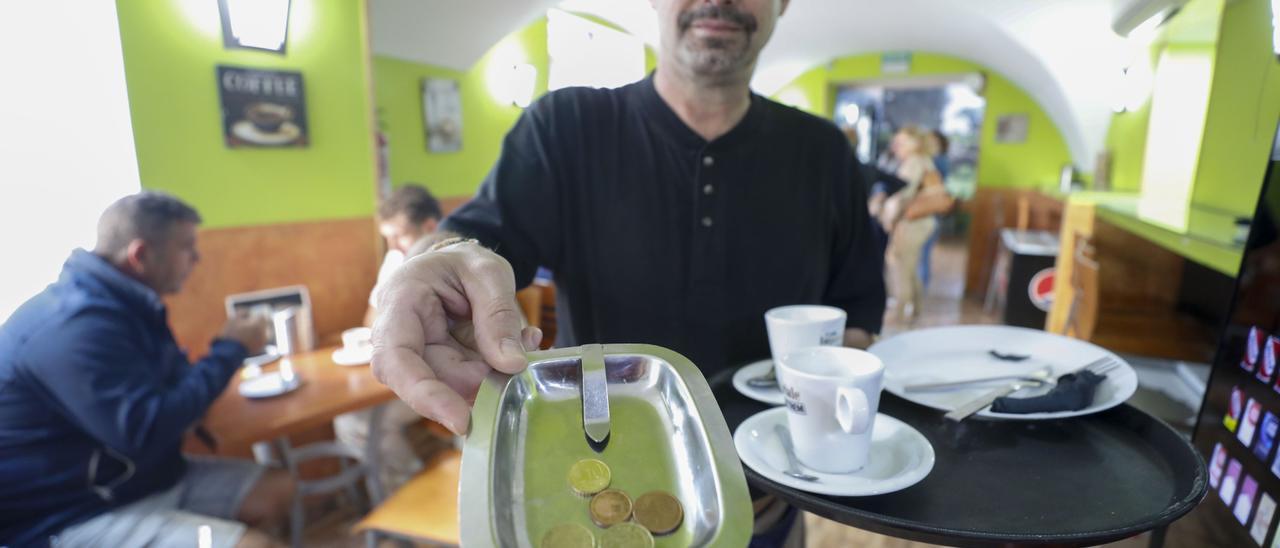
[
  {"left": 589, "top": 489, "right": 634, "bottom": 527},
  {"left": 598, "top": 522, "right": 654, "bottom": 548},
  {"left": 568, "top": 458, "right": 612, "bottom": 495},
  {"left": 540, "top": 522, "right": 595, "bottom": 548},
  {"left": 633, "top": 491, "right": 683, "bottom": 535}
]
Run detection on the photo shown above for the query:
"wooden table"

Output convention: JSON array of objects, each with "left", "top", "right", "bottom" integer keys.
[
  {"left": 201, "top": 346, "right": 398, "bottom": 548},
  {"left": 202, "top": 346, "right": 395, "bottom": 454}
]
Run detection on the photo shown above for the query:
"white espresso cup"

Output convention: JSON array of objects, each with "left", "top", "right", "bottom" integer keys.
[
  {"left": 764, "top": 305, "right": 847, "bottom": 363},
  {"left": 776, "top": 346, "right": 885, "bottom": 474},
  {"left": 341, "top": 327, "right": 373, "bottom": 354}
]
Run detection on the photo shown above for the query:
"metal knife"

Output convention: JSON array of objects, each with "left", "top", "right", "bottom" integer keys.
[
  {"left": 581, "top": 344, "right": 611, "bottom": 451},
  {"left": 944, "top": 380, "right": 1035, "bottom": 422}
]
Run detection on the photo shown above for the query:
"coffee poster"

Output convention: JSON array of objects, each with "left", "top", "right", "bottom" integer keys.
[
  {"left": 422, "top": 77, "right": 462, "bottom": 152},
  {"left": 217, "top": 65, "right": 308, "bottom": 148}
]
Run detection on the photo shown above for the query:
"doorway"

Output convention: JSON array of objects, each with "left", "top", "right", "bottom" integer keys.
[{"left": 832, "top": 73, "right": 986, "bottom": 200}]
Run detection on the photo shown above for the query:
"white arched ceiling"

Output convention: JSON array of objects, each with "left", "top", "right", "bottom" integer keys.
[
  {"left": 370, "top": 0, "right": 560, "bottom": 70},
  {"left": 371, "top": 0, "right": 1136, "bottom": 171}
]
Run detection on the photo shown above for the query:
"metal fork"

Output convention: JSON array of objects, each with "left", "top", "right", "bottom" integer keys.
[
  {"left": 944, "top": 356, "right": 1120, "bottom": 421},
  {"left": 905, "top": 366, "right": 1056, "bottom": 393}
]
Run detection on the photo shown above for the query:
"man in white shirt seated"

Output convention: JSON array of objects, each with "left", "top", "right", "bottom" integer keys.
[
  {"left": 339, "top": 184, "right": 449, "bottom": 492},
  {"left": 363, "top": 185, "right": 441, "bottom": 327}
]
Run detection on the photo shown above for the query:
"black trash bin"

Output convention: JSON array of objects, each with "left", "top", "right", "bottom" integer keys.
[{"left": 999, "top": 229, "right": 1060, "bottom": 329}]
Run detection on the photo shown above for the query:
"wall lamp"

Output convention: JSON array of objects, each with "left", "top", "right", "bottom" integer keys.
[{"left": 218, "top": 0, "right": 291, "bottom": 54}]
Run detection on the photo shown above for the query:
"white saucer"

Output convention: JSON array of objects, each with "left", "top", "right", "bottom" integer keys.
[
  {"left": 332, "top": 347, "right": 371, "bottom": 367},
  {"left": 734, "top": 407, "right": 935, "bottom": 497},
  {"left": 732, "top": 359, "right": 785, "bottom": 406},
  {"left": 243, "top": 351, "right": 280, "bottom": 369},
  {"left": 239, "top": 371, "right": 302, "bottom": 399},
  {"left": 231, "top": 120, "right": 301, "bottom": 146}
]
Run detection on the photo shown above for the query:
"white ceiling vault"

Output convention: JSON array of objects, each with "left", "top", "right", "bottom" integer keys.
[{"left": 370, "top": 0, "right": 1155, "bottom": 171}]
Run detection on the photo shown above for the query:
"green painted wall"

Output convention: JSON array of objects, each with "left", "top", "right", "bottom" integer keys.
[
  {"left": 1104, "top": 0, "right": 1280, "bottom": 216},
  {"left": 1104, "top": 0, "right": 1219, "bottom": 196},
  {"left": 1193, "top": 0, "right": 1280, "bottom": 216},
  {"left": 375, "top": 20, "right": 548, "bottom": 198},
  {"left": 375, "top": 15, "right": 655, "bottom": 198},
  {"left": 116, "top": 0, "right": 378, "bottom": 229},
  {"left": 1103, "top": 95, "right": 1151, "bottom": 193},
  {"left": 772, "top": 52, "right": 1073, "bottom": 189}
]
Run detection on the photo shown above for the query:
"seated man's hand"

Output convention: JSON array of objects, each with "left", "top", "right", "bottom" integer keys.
[
  {"left": 220, "top": 315, "right": 270, "bottom": 355},
  {"left": 371, "top": 242, "right": 541, "bottom": 435}
]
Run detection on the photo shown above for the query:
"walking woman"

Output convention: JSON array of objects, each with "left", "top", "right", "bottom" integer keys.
[{"left": 881, "top": 126, "right": 942, "bottom": 320}]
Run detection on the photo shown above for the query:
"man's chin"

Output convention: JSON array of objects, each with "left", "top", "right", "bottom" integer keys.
[{"left": 683, "top": 51, "right": 749, "bottom": 77}]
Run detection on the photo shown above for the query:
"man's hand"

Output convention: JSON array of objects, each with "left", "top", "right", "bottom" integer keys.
[
  {"left": 843, "top": 327, "right": 874, "bottom": 350},
  {"left": 220, "top": 315, "right": 270, "bottom": 355},
  {"left": 371, "top": 242, "right": 542, "bottom": 435}
]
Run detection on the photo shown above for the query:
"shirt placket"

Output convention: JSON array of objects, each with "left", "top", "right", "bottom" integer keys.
[{"left": 686, "top": 146, "right": 728, "bottom": 366}]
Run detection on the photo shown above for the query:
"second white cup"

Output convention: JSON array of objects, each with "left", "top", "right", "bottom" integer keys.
[
  {"left": 764, "top": 305, "right": 847, "bottom": 363},
  {"left": 776, "top": 346, "right": 885, "bottom": 474}
]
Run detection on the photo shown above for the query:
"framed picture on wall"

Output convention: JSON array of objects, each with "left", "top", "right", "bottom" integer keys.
[
  {"left": 423, "top": 78, "right": 463, "bottom": 152},
  {"left": 217, "top": 65, "right": 308, "bottom": 148},
  {"left": 995, "top": 114, "right": 1029, "bottom": 143}
]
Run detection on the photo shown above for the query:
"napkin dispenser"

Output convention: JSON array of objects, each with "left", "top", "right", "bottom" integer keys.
[{"left": 271, "top": 306, "right": 315, "bottom": 355}]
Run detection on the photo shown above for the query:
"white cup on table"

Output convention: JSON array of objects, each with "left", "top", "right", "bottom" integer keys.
[
  {"left": 341, "top": 327, "right": 373, "bottom": 355},
  {"left": 764, "top": 305, "right": 846, "bottom": 363},
  {"left": 776, "top": 346, "right": 885, "bottom": 474}
]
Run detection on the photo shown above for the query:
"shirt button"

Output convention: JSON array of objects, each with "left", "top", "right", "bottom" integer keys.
[
  {"left": 701, "top": 216, "right": 714, "bottom": 227},
  {"left": 703, "top": 184, "right": 714, "bottom": 195},
  {"left": 702, "top": 156, "right": 715, "bottom": 167}
]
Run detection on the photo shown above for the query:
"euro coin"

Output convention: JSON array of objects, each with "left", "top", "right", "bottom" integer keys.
[
  {"left": 633, "top": 491, "right": 683, "bottom": 535},
  {"left": 589, "top": 489, "right": 633, "bottom": 527},
  {"left": 568, "top": 458, "right": 611, "bottom": 496},
  {"left": 598, "top": 522, "right": 654, "bottom": 548},
  {"left": 540, "top": 522, "right": 595, "bottom": 548}
]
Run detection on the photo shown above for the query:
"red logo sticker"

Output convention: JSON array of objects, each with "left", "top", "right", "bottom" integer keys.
[{"left": 1027, "top": 268, "right": 1055, "bottom": 312}]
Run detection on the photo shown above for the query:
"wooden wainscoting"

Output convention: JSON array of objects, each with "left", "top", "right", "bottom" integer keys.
[
  {"left": 963, "top": 188, "right": 1066, "bottom": 300},
  {"left": 165, "top": 217, "right": 382, "bottom": 355}
]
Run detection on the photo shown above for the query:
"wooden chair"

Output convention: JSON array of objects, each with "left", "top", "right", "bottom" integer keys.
[
  {"left": 1064, "top": 236, "right": 1099, "bottom": 340},
  {"left": 516, "top": 286, "right": 542, "bottom": 328},
  {"left": 535, "top": 279, "right": 557, "bottom": 349},
  {"left": 353, "top": 449, "right": 461, "bottom": 547}
]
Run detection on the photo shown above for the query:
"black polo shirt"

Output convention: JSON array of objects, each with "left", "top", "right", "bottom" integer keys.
[{"left": 442, "top": 75, "right": 885, "bottom": 377}]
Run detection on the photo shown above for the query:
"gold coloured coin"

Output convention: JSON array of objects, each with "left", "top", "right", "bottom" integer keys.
[
  {"left": 589, "top": 489, "right": 633, "bottom": 527},
  {"left": 598, "top": 522, "right": 654, "bottom": 548},
  {"left": 568, "top": 458, "right": 611, "bottom": 496},
  {"left": 540, "top": 522, "right": 595, "bottom": 548},
  {"left": 632, "top": 491, "right": 683, "bottom": 535}
]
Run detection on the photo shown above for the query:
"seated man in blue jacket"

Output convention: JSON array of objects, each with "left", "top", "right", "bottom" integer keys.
[{"left": 0, "top": 192, "right": 294, "bottom": 548}]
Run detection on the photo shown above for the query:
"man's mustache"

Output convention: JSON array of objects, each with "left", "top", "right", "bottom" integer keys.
[{"left": 677, "top": 5, "right": 759, "bottom": 34}]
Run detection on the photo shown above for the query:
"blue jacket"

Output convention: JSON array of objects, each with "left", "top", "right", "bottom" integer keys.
[{"left": 0, "top": 250, "right": 247, "bottom": 546}]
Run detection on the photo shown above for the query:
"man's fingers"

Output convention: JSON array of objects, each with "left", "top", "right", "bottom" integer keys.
[
  {"left": 452, "top": 252, "right": 529, "bottom": 374},
  {"left": 371, "top": 345, "right": 470, "bottom": 435},
  {"left": 422, "top": 343, "right": 492, "bottom": 402},
  {"left": 400, "top": 376, "right": 473, "bottom": 436},
  {"left": 522, "top": 326, "right": 543, "bottom": 351}
]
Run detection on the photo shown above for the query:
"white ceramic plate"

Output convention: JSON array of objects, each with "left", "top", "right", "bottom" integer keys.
[
  {"left": 732, "top": 359, "right": 785, "bottom": 406},
  {"left": 331, "top": 347, "right": 371, "bottom": 367},
  {"left": 238, "top": 371, "right": 302, "bottom": 399},
  {"left": 734, "top": 407, "right": 934, "bottom": 497},
  {"left": 243, "top": 351, "right": 280, "bottom": 369},
  {"left": 869, "top": 325, "right": 1138, "bottom": 420}
]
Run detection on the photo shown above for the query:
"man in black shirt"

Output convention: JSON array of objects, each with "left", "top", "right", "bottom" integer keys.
[{"left": 372, "top": 0, "right": 883, "bottom": 542}]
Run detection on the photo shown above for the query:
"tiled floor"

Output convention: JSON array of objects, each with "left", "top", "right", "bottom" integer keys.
[{"left": 301, "top": 236, "right": 1151, "bottom": 547}]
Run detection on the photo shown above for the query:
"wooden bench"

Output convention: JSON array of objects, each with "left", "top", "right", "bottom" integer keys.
[{"left": 353, "top": 448, "right": 461, "bottom": 547}]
